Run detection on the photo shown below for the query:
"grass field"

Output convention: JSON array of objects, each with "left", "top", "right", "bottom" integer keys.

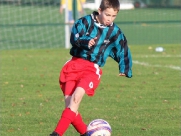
[
  {"left": 0, "top": 4, "right": 181, "bottom": 136},
  {"left": 1, "top": 44, "right": 180, "bottom": 136}
]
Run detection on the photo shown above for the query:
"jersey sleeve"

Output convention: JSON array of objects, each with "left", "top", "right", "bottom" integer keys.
[
  {"left": 70, "top": 19, "right": 92, "bottom": 50},
  {"left": 109, "top": 32, "right": 132, "bottom": 78}
]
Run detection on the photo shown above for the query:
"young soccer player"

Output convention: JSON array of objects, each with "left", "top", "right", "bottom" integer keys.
[{"left": 50, "top": 0, "right": 132, "bottom": 135}]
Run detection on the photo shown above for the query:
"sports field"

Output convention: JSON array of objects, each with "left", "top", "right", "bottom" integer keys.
[{"left": 1, "top": 5, "right": 181, "bottom": 136}]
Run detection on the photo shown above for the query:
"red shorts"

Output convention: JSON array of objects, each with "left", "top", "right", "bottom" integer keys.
[{"left": 59, "top": 57, "right": 102, "bottom": 96}]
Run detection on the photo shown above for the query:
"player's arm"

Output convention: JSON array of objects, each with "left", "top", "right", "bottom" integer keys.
[
  {"left": 59, "top": 0, "right": 65, "bottom": 14},
  {"left": 70, "top": 19, "right": 95, "bottom": 50},
  {"left": 118, "top": 33, "right": 132, "bottom": 78},
  {"left": 109, "top": 32, "right": 132, "bottom": 78}
]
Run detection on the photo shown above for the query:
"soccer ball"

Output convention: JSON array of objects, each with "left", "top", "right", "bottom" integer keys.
[{"left": 87, "top": 119, "right": 112, "bottom": 136}]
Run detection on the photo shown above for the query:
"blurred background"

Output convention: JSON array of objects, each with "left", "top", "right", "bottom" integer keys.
[
  {"left": 1, "top": 0, "right": 181, "bottom": 8},
  {"left": 0, "top": 0, "right": 180, "bottom": 50}
]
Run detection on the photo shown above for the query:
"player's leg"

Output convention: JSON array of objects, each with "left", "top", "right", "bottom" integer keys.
[
  {"left": 72, "top": 67, "right": 102, "bottom": 136},
  {"left": 50, "top": 59, "right": 102, "bottom": 136},
  {"left": 68, "top": 87, "right": 87, "bottom": 135},
  {"left": 64, "top": 95, "right": 71, "bottom": 107},
  {"left": 68, "top": 87, "right": 85, "bottom": 112},
  {"left": 52, "top": 81, "right": 76, "bottom": 135},
  {"left": 64, "top": 92, "right": 87, "bottom": 136},
  {"left": 51, "top": 81, "right": 87, "bottom": 136}
]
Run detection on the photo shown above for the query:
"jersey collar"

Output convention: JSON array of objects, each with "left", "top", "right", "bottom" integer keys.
[{"left": 91, "top": 11, "right": 113, "bottom": 28}]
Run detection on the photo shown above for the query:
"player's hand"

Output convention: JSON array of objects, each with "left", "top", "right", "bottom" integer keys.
[
  {"left": 88, "top": 37, "right": 97, "bottom": 48},
  {"left": 119, "top": 73, "right": 126, "bottom": 76},
  {"left": 59, "top": 5, "right": 65, "bottom": 14},
  {"left": 59, "top": 8, "right": 63, "bottom": 14}
]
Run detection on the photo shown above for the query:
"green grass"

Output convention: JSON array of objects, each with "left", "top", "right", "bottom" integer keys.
[
  {"left": 0, "top": 4, "right": 181, "bottom": 136},
  {"left": 1, "top": 44, "right": 180, "bottom": 136}
]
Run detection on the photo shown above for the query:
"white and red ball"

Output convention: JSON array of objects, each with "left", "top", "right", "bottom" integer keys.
[{"left": 87, "top": 119, "right": 112, "bottom": 136}]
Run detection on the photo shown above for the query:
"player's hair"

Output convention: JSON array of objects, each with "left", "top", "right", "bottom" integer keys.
[{"left": 99, "top": 0, "right": 120, "bottom": 12}]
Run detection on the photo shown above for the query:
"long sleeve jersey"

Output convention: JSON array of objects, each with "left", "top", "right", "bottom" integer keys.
[{"left": 70, "top": 11, "right": 132, "bottom": 78}]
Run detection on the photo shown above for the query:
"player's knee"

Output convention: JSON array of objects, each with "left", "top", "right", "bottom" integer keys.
[
  {"left": 73, "top": 93, "right": 81, "bottom": 103},
  {"left": 73, "top": 87, "right": 85, "bottom": 103}
]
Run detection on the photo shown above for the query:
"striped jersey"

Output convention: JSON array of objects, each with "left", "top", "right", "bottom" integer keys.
[{"left": 70, "top": 11, "right": 132, "bottom": 78}]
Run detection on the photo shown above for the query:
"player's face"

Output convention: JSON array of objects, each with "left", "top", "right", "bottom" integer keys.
[{"left": 97, "top": 8, "right": 118, "bottom": 26}]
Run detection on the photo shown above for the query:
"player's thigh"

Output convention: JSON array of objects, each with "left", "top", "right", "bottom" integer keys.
[
  {"left": 64, "top": 95, "right": 71, "bottom": 108},
  {"left": 68, "top": 87, "right": 86, "bottom": 112},
  {"left": 63, "top": 80, "right": 77, "bottom": 107}
]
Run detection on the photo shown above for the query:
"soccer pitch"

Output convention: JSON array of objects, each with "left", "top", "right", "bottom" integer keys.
[
  {"left": 1, "top": 44, "right": 180, "bottom": 136},
  {"left": 1, "top": 6, "right": 181, "bottom": 136}
]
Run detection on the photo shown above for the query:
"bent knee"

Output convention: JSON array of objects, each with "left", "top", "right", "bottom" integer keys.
[
  {"left": 73, "top": 93, "right": 82, "bottom": 103},
  {"left": 73, "top": 87, "right": 85, "bottom": 103}
]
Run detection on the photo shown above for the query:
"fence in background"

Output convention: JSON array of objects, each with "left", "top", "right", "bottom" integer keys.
[
  {"left": 0, "top": 0, "right": 180, "bottom": 50},
  {"left": 0, "top": 0, "right": 181, "bottom": 8}
]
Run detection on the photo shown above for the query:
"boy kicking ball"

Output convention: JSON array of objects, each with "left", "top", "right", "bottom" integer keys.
[{"left": 50, "top": 0, "right": 132, "bottom": 135}]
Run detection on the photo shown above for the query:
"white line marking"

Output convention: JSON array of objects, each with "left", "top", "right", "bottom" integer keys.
[
  {"left": 134, "top": 55, "right": 181, "bottom": 58},
  {"left": 133, "top": 60, "right": 181, "bottom": 71}
]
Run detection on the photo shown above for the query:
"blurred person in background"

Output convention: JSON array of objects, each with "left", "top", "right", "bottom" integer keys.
[{"left": 60, "top": 0, "right": 86, "bottom": 24}]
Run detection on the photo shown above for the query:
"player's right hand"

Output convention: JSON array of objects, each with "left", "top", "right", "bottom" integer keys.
[
  {"left": 119, "top": 73, "right": 126, "bottom": 76},
  {"left": 88, "top": 37, "right": 97, "bottom": 48}
]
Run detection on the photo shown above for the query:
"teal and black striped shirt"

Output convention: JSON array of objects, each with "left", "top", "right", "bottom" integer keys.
[{"left": 70, "top": 11, "right": 132, "bottom": 78}]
